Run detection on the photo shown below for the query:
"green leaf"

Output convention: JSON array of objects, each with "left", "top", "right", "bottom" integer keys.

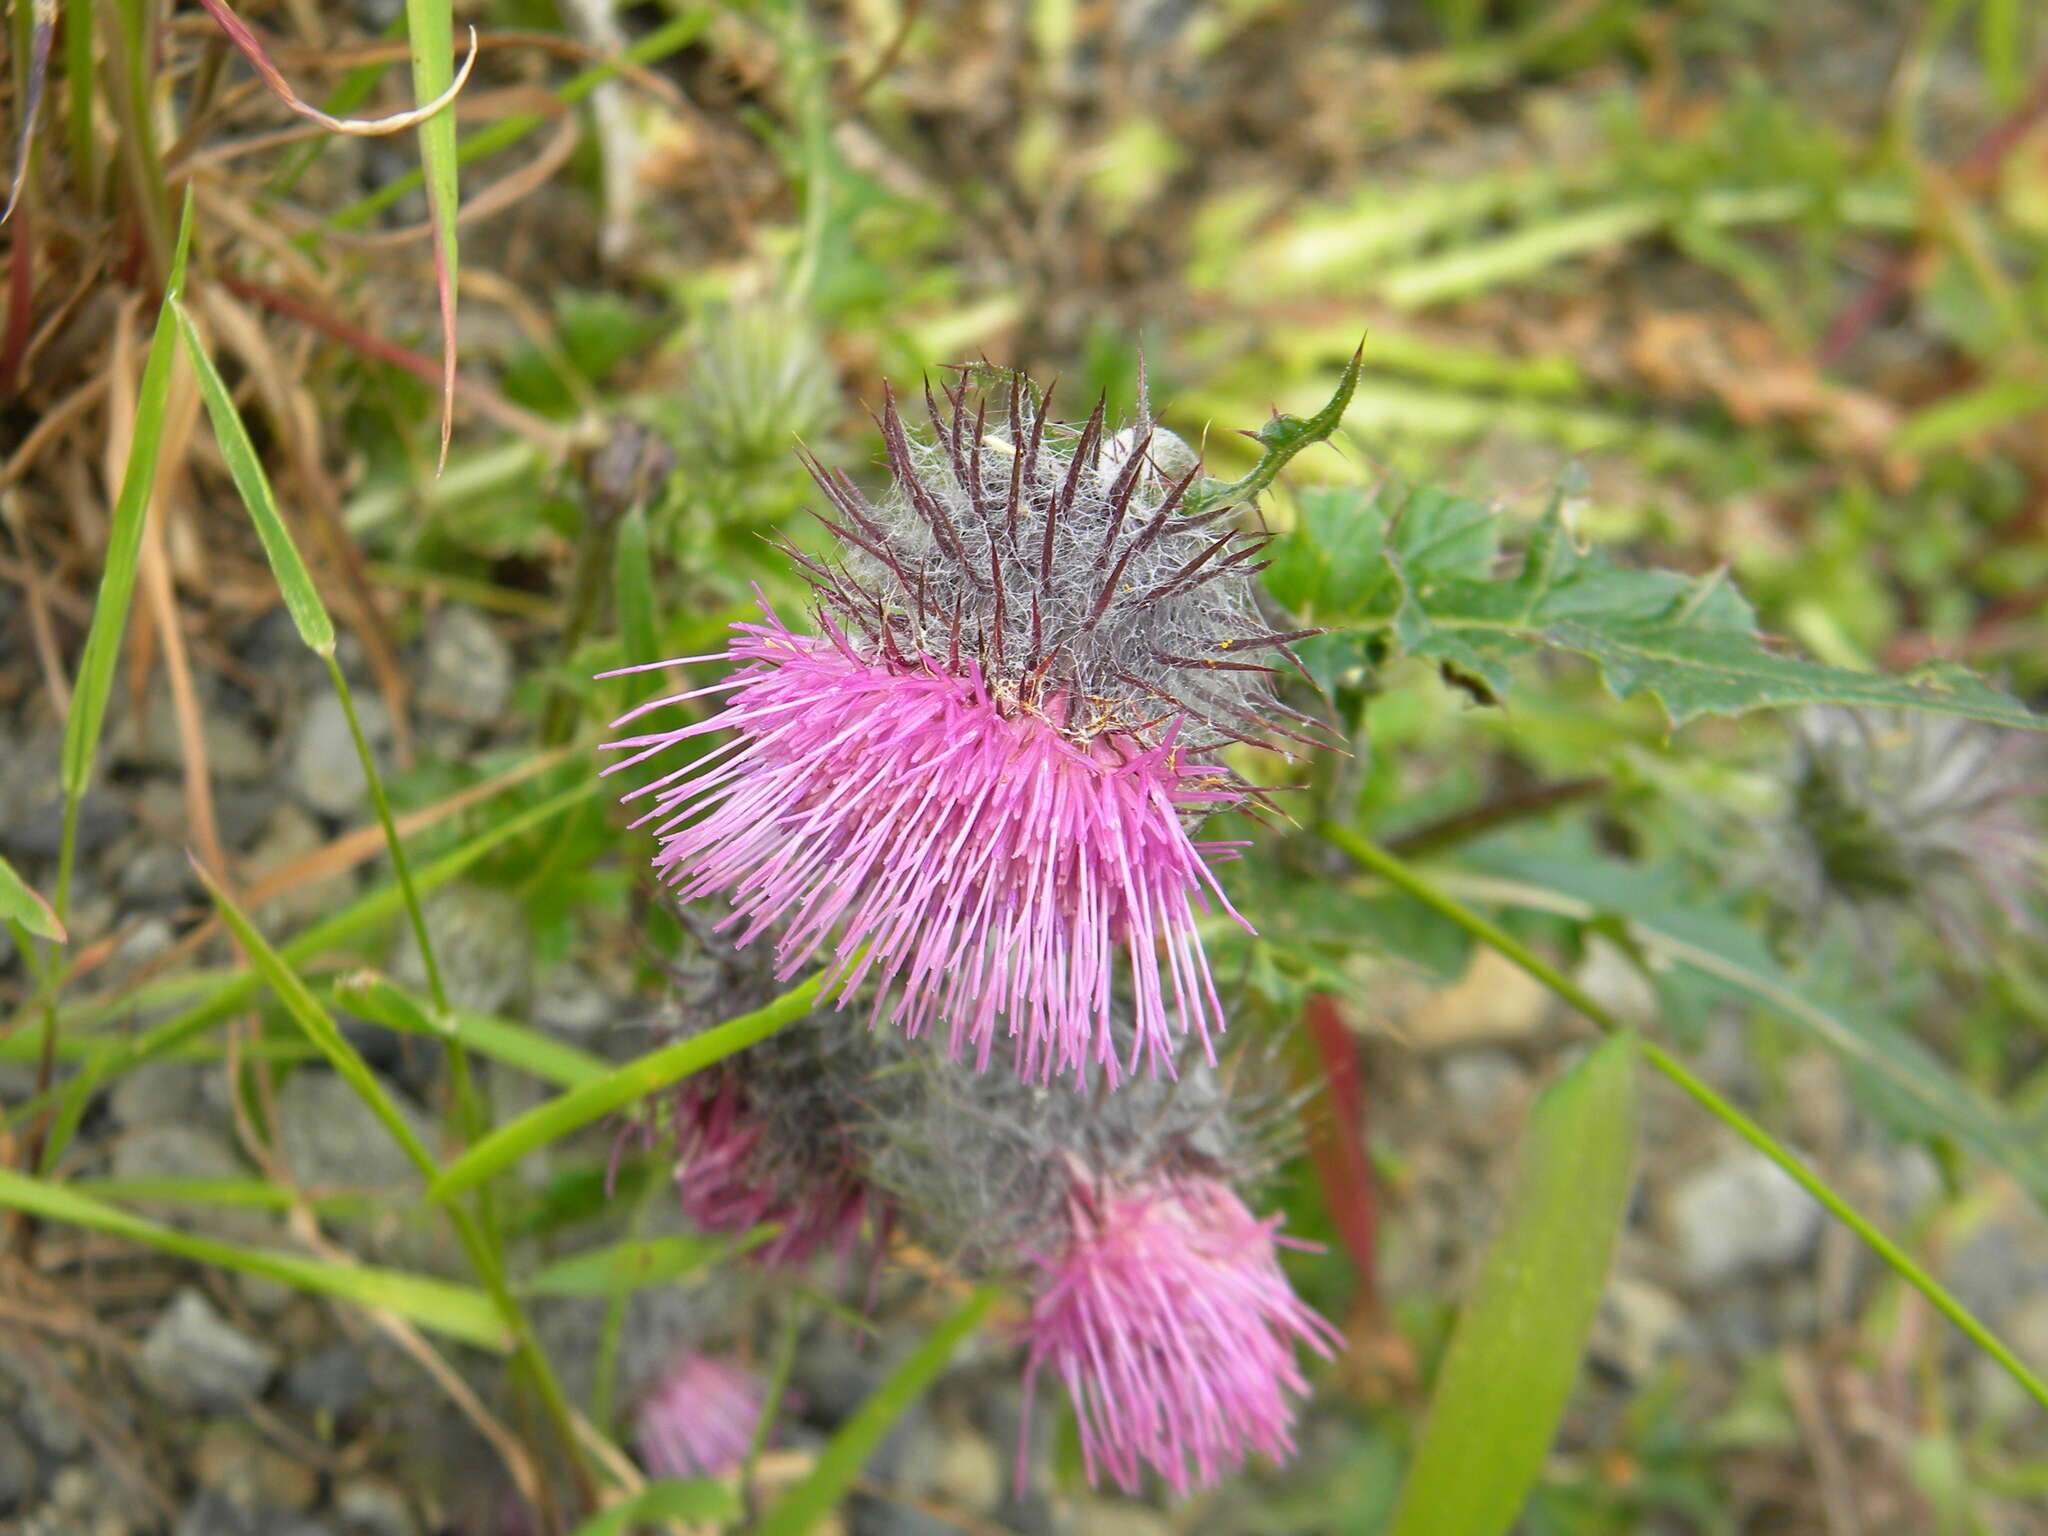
[
  {"left": 331, "top": 972, "right": 608, "bottom": 1089},
  {"left": 1452, "top": 839, "right": 2048, "bottom": 1200},
  {"left": 1389, "top": 1032, "right": 1640, "bottom": 1536},
  {"left": 192, "top": 860, "right": 437, "bottom": 1181},
  {"left": 1275, "top": 481, "right": 2047, "bottom": 731},
  {"left": 567, "top": 1479, "right": 740, "bottom": 1536},
  {"left": 59, "top": 190, "right": 194, "bottom": 806},
  {"left": 0, "top": 1167, "right": 507, "bottom": 1349},
  {"left": 0, "top": 855, "right": 64, "bottom": 943},
  {"left": 428, "top": 972, "right": 829, "bottom": 1202},
  {"left": 523, "top": 1234, "right": 739, "bottom": 1297},
  {"left": 754, "top": 1286, "right": 1000, "bottom": 1536},
  {"left": 172, "top": 299, "right": 336, "bottom": 654},
  {"left": 404, "top": 0, "right": 461, "bottom": 467},
  {"left": 27, "top": 779, "right": 598, "bottom": 1161}
]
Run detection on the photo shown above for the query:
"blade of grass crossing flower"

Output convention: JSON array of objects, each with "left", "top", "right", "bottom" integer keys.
[
  {"left": 1388, "top": 1033, "right": 1639, "bottom": 1536},
  {"left": 566, "top": 1480, "right": 739, "bottom": 1536},
  {"left": 428, "top": 971, "right": 830, "bottom": 1201},
  {"left": 55, "top": 190, "right": 193, "bottom": 916},
  {"left": 172, "top": 298, "right": 335, "bottom": 652},
  {"left": 754, "top": 1287, "right": 1001, "bottom": 1536},
  {"left": 404, "top": 0, "right": 461, "bottom": 469},
  {"left": 522, "top": 1235, "right": 734, "bottom": 1297},
  {"left": 1319, "top": 821, "right": 2048, "bottom": 1413},
  {"left": 0, "top": 856, "right": 64, "bottom": 943},
  {"left": 0, "top": 1168, "right": 508, "bottom": 1348}
]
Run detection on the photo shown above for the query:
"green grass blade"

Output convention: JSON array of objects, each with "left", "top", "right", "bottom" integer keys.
[
  {"left": 567, "top": 1480, "right": 739, "bottom": 1536},
  {"left": 171, "top": 298, "right": 336, "bottom": 653},
  {"left": 403, "top": 0, "right": 461, "bottom": 466},
  {"left": 25, "top": 778, "right": 599, "bottom": 1155},
  {"left": 0, "top": 854, "right": 65, "bottom": 942},
  {"left": 522, "top": 1234, "right": 743, "bottom": 1297},
  {"left": 427, "top": 972, "right": 829, "bottom": 1202},
  {"left": 56, "top": 189, "right": 194, "bottom": 913},
  {"left": 0, "top": 1167, "right": 507, "bottom": 1349},
  {"left": 1389, "top": 1033, "right": 1640, "bottom": 1536},
  {"left": 754, "top": 1286, "right": 1001, "bottom": 1536},
  {"left": 613, "top": 504, "right": 659, "bottom": 684},
  {"left": 192, "top": 861, "right": 438, "bottom": 1179},
  {"left": 331, "top": 973, "right": 608, "bottom": 1089}
]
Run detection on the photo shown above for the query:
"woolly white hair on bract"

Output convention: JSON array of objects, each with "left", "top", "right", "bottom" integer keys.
[{"left": 602, "top": 369, "right": 1330, "bottom": 1085}]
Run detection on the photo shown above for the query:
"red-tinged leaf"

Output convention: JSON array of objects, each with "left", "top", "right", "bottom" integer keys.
[
  {"left": 1301, "top": 992, "right": 1379, "bottom": 1309},
  {"left": 192, "top": 0, "right": 478, "bottom": 137}
]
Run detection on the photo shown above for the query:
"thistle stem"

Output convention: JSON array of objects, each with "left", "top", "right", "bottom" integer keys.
[{"left": 1318, "top": 819, "right": 2048, "bottom": 1413}]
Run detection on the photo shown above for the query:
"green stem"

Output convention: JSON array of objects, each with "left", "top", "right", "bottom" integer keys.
[
  {"left": 1318, "top": 819, "right": 2048, "bottom": 1413},
  {"left": 322, "top": 655, "right": 594, "bottom": 1513},
  {"left": 744, "top": 1292, "right": 806, "bottom": 1519}
]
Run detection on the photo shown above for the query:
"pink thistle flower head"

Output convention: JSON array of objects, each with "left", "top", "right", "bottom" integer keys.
[
  {"left": 1021, "top": 1172, "right": 1338, "bottom": 1497},
  {"left": 634, "top": 1350, "right": 764, "bottom": 1481},
  {"left": 603, "top": 371, "right": 1328, "bottom": 1085}
]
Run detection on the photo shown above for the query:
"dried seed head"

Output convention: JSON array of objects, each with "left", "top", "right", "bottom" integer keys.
[{"left": 1781, "top": 706, "right": 2044, "bottom": 955}]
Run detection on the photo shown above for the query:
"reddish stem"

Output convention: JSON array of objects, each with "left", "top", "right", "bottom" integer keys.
[{"left": 1301, "top": 992, "right": 1378, "bottom": 1314}]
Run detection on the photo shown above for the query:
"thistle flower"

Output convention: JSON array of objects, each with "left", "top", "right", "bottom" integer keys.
[
  {"left": 1781, "top": 706, "right": 2044, "bottom": 955},
  {"left": 634, "top": 1350, "right": 765, "bottom": 1481},
  {"left": 1021, "top": 1173, "right": 1338, "bottom": 1497},
  {"left": 604, "top": 371, "right": 1325, "bottom": 1085}
]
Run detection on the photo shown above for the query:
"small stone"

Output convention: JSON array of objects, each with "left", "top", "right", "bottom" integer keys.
[
  {"left": 112, "top": 690, "right": 268, "bottom": 783},
  {"left": 136, "top": 1289, "right": 279, "bottom": 1410},
  {"left": 1406, "top": 948, "right": 1552, "bottom": 1051},
  {"left": 1671, "top": 1148, "right": 1823, "bottom": 1289},
  {"left": 50, "top": 1464, "right": 94, "bottom": 1511},
  {"left": 276, "top": 1069, "right": 435, "bottom": 1195},
  {"left": 533, "top": 963, "right": 615, "bottom": 1039},
  {"left": 108, "top": 1063, "right": 211, "bottom": 1129},
  {"left": 110, "top": 1124, "right": 243, "bottom": 1208},
  {"left": 284, "top": 1345, "right": 376, "bottom": 1420},
  {"left": 291, "top": 693, "right": 393, "bottom": 818},
  {"left": 176, "top": 1491, "right": 262, "bottom": 1536},
  {"left": 2, "top": 791, "right": 128, "bottom": 861},
  {"left": 334, "top": 1475, "right": 418, "bottom": 1536},
  {"left": 193, "top": 1421, "right": 319, "bottom": 1512},
  {"left": 0, "top": 1423, "right": 39, "bottom": 1514},
  {"left": 247, "top": 802, "right": 360, "bottom": 933},
  {"left": 391, "top": 884, "right": 532, "bottom": 1017},
  {"left": 929, "top": 1426, "right": 1001, "bottom": 1512},
  {"left": 1438, "top": 1049, "right": 1523, "bottom": 1121},
  {"left": 117, "top": 841, "right": 200, "bottom": 907},
  {"left": 417, "top": 606, "right": 513, "bottom": 726},
  {"left": 1591, "top": 1275, "right": 1688, "bottom": 1382}
]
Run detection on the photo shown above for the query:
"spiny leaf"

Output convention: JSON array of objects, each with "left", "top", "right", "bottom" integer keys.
[{"left": 1271, "top": 479, "right": 2048, "bottom": 732}]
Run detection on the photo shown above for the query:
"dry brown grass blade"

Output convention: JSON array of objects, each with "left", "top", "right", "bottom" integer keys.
[
  {"left": 194, "top": 0, "right": 480, "bottom": 136},
  {"left": 138, "top": 490, "right": 228, "bottom": 883},
  {"left": 215, "top": 274, "right": 576, "bottom": 454},
  {"left": 333, "top": 89, "right": 581, "bottom": 251},
  {"left": 0, "top": 375, "right": 110, "bottom": 489},
  {"left": 0, "top": 504, "right": 74, "bottom": 714}
]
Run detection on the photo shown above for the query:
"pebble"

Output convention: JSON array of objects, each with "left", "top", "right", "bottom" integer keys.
[
  {"left": 1405, "top": 948, "right": 1552, "bottom": 1051},
  {"left": 1591, "top": 1275, "right": 1689, "bottom": 1382},
  {"left": 136, "top": 1289, "right": 280, "bottom": 1410},
  {"left": 1438, "top": 1048, "right": 1523, "bottom": 1121},
  {"left": 115, "top": 843, "right": 200, "bottom": 907},
  {"left": 108, "top": 1062, "right": 213, "bottom": 1129},
  {"left": 284, "top": 1345, "right": 377, "bottom": 1421},
  {"left": 416, "top": 606, "right": 514, "bottom": 726},
  {"left": 247, "top": 802, "right": 360, "bottom": 933},
  {"left": 275, "top": 1069, "right": 436, "bottom": 1196},
  {"left": 390, "top": 884, "right": 533, "bottom": 1017},
  {"left": 193, "top": 1421, "right": 319, "bottom": 1512},
  {"left": 0, "top": 1422, "right": 39, "bottom": 1514},
  {"left": 1670, "top": 1148, "right": 1823, "bottom": 1288},
  {"left": 333, "top": 1475, "right": 418, "bottom": 1536},
  {"left": 533, "top": 962, "right": 617, "bottom": 1039},
  {"left": 112, "top": 690, "right": 269, "bottom": 783},
  {"left": 290, "top": 693, "right": 394, "bottom": 818}
]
